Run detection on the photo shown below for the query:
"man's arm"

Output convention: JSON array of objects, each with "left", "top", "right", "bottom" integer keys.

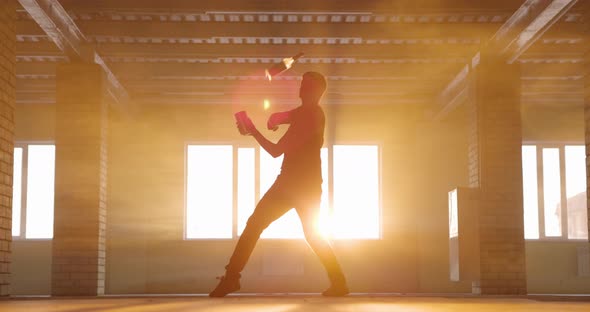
[
  {"left": 239, "top": 116, "right": 284, "bottom": 158},
  {"left": 239, "top": 107, "right": 321, "bottom": 158},
  {"left": 267, "top": 109, "right": 295, "bottom": 130},
  {"left": 250, "top": 128, "right": 283, "bottom": 158}
]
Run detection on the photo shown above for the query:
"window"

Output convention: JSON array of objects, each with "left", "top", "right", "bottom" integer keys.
[
  {"left": 521, "top": 146, "right": 539, "bottom": 239},
  {"left": 185, "top": 145, "right": 233, "bottom": 239},
  {"left": 12, "top": 144, "right": 56, "bottom": 239},
  {"left": 185, "top": 144, "right": 381, "bottom": 239},
  {"left": 521, "top": 144, "right": 588, "bottom": 240},
  {"left": 332, "top": 145, "right": 380, "bottom": 239},
  {"left": 565, "top": 146, "right": 587, "bottom": 239},
  {"left": 542, "top": 148, "right": 562, "bottom": 237},
  {"left": 12, "top": 147, "right": 23, "bottom": 237}
]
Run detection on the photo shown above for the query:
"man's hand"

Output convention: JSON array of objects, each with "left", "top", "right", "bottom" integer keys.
[
  {"left": 236, "top": 115, "right": 257, "bottom": 136},
  {"left": 267, "top": 111, "right": 291, "bottom": 131}
]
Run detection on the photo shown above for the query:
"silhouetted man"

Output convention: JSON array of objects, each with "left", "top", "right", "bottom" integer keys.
[{"left": 209, "top": 72, "right": 348, "bottom": 297}]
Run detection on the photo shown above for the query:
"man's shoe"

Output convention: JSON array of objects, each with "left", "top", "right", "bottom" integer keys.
[
  {"left": 209, "top": 275, "right": 241, "bottom": 297},
  {"left": 321, "top": 283, "right": 349, "bottom": 297}
]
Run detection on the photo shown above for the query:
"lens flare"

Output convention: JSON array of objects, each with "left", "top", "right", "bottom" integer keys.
[{"left": 263, "top": 99, "right": 271, "bottom": 110}]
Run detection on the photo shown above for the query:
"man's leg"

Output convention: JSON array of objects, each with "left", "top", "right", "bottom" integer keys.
[
  {"left": 296, "top": 203, "right": 349, "bottom": 296},
  {"left": 209, "top": 182, "right": 291, "bottom": 297}
]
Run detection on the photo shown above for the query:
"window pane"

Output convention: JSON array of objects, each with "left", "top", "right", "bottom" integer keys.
[
  {"left": 237, "top": 148, "right": 255, "bottom": 235},
  {"left": 565, "top": 145, "right": 587, "bottom": 239},
  {"left": 449, "top": 189, "right": 458, "bottom": 238},
  {"left": 186, "top": 145, "right": 233, "bottom": 239},
  {"left": 12, "top": 148, "right": 23, "bottom": 237},
  {"left": 318, "top": 148, "right": 330, "bottom": 238},
  {"left": 522, "top": 146, "right": 539, "bottom": 239},
  {"left": 259, "top": 150, "right": 303, "bottom": 238},
  {"left": 542, "top": 148, "right": 561, "bottom": 237},
  {"left": 25, "top": 145, "right": 55, "bottom": 239},
  {"left": 333, "top": 145, "right": 380, "bottom": 239}
]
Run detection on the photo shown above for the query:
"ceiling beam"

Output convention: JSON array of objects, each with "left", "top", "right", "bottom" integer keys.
[
  {"left": 490, "top": 0, "right": 579, "bottom": 63},
  {"left": 131, "top": 94, "right": 431, "bottom": 106},
  {"left": 13, "top": 61, "right": 450, "bottom": 77},
  {"left": 16, "top": 40, "right": 477, "bottom": 59},
  {"left": 58, "top": 0, "right": 523, "bottom": 14},
  {"left": 120, "top": 78, "right": 441, "bottom": 93},
  {"left": 434, "top": 54, "right": 479, "bottom": 120},
  {"left": 17, "top": 0, "right": 129, "bottom": 104},
  {"left": 434, "top": 0, "right": 579, "bottom": 120},
  {"left": 15, "top": 91, "right": 55, "bottom": 104},
  {"left": 17, "top": 18, "right": 584, "bottom": 43},
  {"left": 106, "top": 61, "right": 464, "bottom": 80},
  {"left": 16, "top": 61, "right": 58, "bottom": 75},
  {"left": 93, "top": 43, "right": 479, "bottom": 59},
  {"left": 17, "top": 60, "right": 582, "bottom": 79},
  {"left": 17, "top": 36, "right": 586, "bottom": 61},
  {"left": 70, "top": 20, "right": 499, "bottom": 40},
  {"left": 18, "top": 77, "right": 583, "bottom": 92},
  {"left": 16, "top": 41, "right": 62, "bottom": 56}
]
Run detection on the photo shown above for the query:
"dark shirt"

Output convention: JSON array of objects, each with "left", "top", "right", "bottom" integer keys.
[{"left": 279, "top": 104, "right": 325, "bottom": 185}]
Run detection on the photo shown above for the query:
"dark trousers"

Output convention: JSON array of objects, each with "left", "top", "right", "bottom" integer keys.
[{"left": 225, "top": 176, "right": 346, "bottom": 285}]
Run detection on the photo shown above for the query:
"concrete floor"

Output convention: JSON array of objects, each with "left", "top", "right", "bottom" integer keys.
[{"left": 0, "top": 295, "right": 589, "bottom": 312}]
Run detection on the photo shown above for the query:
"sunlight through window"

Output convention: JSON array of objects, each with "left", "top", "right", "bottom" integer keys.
[
  {"left": 521, "top": 144, "right": 588, "bottom": 240},
  {"left": 188, "top": 144, "right": 380, "bottom": 239},
  {"left": 12, "top": 148, "right": 23, "bottom": 237},
  {"left": 542, "top": 148, "right": 561, "bottom": 237},
  {"left": 186, "top": 145, "right": 233, "bottom": 239},
  {"left": 25, "top": 145, "right": 55, "bottom": 239},
  {"left": 332, "top": 145, "right": 380, "bottom": 239},
  {"left": 522, "top": 146, "right": 539, "bottom": 239},
  {"left": 565, "top": 146, "right": 587, "bottom": 239},
  {"left": 318, "top": 148, "right": 330, "bottom": 238}
]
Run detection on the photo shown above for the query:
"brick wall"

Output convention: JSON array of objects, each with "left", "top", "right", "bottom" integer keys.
[
  {"left": 0, "top": 0, "right": 15, "bottom": 297},
  {"left": 585, "top": 52, "right": 590, "bottom": 267},
  {"left": 468, "top": 51, "right": 527, "bottom": 295},
  {"left": 52, "top": 63, "right": 107, "bottom": 296},
  {"left": 467, "top": 74, "right": 479, "bottom": 188}
]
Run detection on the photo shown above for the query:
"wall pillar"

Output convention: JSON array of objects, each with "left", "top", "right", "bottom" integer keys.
[
  {"left": 0, "top": 0, "right": 16, "bottom": 297},
  {"left": 468, "top": 50, "right": 527, "bottom": 295},
  {"left": 52, "top": 63, "right": 108, "bottom": 296},
  {"left": 585, "top": 51, "right": 590, "bottom": 267}
]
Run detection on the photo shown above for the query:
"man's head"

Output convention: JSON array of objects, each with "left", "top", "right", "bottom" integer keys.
[{"left": 299, "top": 71, "right": 327, "bottom": 104}]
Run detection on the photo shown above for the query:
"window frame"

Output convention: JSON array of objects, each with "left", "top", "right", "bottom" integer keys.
[
  {"left": 12, "top": 142, "right": 56, "bottom": 241},
  {"left": 523, "top": 142, "right": 587, "bottom": 242},
  {"left": 184, "top": 142, "right": 383, "bottom": 240}
]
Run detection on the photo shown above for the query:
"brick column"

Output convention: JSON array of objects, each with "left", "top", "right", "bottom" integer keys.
[
  {"left": 585, "top": 52, "right": 590, "bottom": 265},
  {"left": 468, "top": 50, "right": 527, "bottom": 295},
  {"left": 52, "top": 63, "right": 108, "bottom": 296},
  {"left": 0, "top": 0, "right": 16, "bottom": 297}
]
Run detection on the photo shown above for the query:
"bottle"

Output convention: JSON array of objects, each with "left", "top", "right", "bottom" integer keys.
[
  {"left": 265, "top": 52, "right": 304, "bottom": 81},
  {"left": 234, "top": 111, "right": 250, "bottom": 135}
]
